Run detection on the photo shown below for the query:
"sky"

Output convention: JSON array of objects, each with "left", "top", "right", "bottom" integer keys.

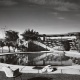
[{"left": 0, "top": 0, "right": 80, "bottom": 38}]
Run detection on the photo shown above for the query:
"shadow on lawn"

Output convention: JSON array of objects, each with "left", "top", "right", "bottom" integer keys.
[{"left": 28, "top": 77, "right": 52, "bottom": 80}]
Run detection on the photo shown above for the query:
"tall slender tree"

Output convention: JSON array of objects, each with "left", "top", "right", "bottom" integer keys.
[
  {"left": 5, "top": 30, "right": 19, "bottom": 52},
  {"left": 0, "top": 41, "right": 5, "bottom": 53}
]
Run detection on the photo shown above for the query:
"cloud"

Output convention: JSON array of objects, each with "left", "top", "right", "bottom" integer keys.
[
  {"left": 58, "top": 17, "right": 65, "bottom": 20},
  {"left": 54, "top": 1, "right": 80, "bottom": 11},
  {"left": 75, "top": 14, "right": 80, "bottom": 17},
  {"left": 26, "top": 0, "right": 46, "bottom": 5},
  {"left": 0, "top": 0, "right": 80, "bottom": 11},
  {"left": 26, "top": 0, "right": 80, "bottom": 11},
  {"left": 0, "top": 0, "right": 18, "bottom": 6},
  {"left": 50, "top": 12, "right": 58, "bottom": 16}
]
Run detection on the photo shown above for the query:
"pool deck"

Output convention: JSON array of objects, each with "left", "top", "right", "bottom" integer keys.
[{"left": 0, "top": 63, "right": 80, "bottom": 75}]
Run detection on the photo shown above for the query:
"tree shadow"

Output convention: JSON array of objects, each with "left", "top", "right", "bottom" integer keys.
[{"left": 28, "top": 77, "right": 52, "bottom": 80}]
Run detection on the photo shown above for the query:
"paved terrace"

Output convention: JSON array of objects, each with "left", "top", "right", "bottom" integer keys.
[{"left": 0, "top": 63, "right": 80, "bottom": 75}]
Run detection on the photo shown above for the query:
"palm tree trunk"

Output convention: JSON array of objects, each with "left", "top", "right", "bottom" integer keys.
[
  {"left": 2, "top": 47, "right": 3, "bottom": 53},
  {"left": 27, "top": 40, "right": 28, "bottom": 50},
  {"left": 8, "top": 47, "right": 10, "bottom": 52},
  {"left": 13, "top": 47, "right": 15, "bottom": 52}
]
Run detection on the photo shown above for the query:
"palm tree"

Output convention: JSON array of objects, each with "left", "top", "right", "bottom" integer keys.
[
  {"left": 21, "top": 29, "right": 39, "bottom": 41},
  {"left": 21, "top": 29, "right": 40, "bottom": 51},
  {"left": 5, "top": 30, "right": 19, "bottom": 52},
  {"left": 6, "top": 42, "right": 12, "bottom": 52}
]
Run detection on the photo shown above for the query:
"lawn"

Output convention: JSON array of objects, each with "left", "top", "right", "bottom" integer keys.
[{"left": 1, "top": 71, "right": 80, "bottom": 80}]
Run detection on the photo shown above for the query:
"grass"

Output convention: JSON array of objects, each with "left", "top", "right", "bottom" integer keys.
[{"left": 1, "top": 71, "right": 80, "bottom": 80}]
